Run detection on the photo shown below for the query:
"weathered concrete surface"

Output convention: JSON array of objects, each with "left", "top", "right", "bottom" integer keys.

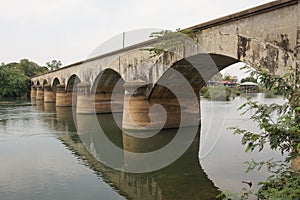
[{"left": 191, "top": 0, "right": 298, "bottom": 75}]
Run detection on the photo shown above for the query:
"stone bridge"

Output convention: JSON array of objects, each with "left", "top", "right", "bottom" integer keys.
[{"left": 31, "top": 0, "right": 300, "bottom": 130}]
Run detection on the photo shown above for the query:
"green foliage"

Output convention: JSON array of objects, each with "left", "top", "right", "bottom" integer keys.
[
  {"left": 146, "top": 29, "right": 197, "bottom": 57},
  {"left": 263, "top": 90, "right": 277, "bottom": 98},
  {"left": 200, "top": 86, "right": 209, "bottom": 96},
  {"left": 223, "top": 75, "right": 231, "bottom": 81},
  {"left": 232, "top": 67, "right": 300, "bottom": 160},
  {"left": 234, "top": 89, "right": 241, "bottom": 96},
  {"left": 0, "top": 66, "right": 29, "bottom": 97},
  {"left": 257, "top": 163, "right": 300, "bottom": 199},
  {"left": 46, "top": 60, "right": 62, "bottom": 71},
  {"left": 223, "top": 66, "right": 300, "bottom": 199},
  {"left": 0, "top": 59, "right": 49, "bottom": 98},
  {"left": 203, "top": 86, "right": 232, "bottom": 101},
  {"left": 218, "top": 188, "right": 254, "bottom": 200},
  {"left": 17, "top": 59, "right": 48, "bottom": 77},
  {"left": 241, "top": 159, "right": 300, "bottom": 200},
  {"left": 241, "top": 76, "right": 257, "bottom": 83}
]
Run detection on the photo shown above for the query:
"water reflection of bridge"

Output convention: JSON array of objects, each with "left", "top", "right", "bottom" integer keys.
[{"left": 37, "top": 102, "right": 220, "bottom": 200}]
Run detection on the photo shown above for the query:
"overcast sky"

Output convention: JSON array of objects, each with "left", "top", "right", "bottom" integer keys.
[{"left": 1, "top": 0, "right": 273, "bottom": 67}]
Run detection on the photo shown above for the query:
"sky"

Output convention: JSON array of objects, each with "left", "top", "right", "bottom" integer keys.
[{"left": 1, "top": 0, "right": 273, "bottom": 68}]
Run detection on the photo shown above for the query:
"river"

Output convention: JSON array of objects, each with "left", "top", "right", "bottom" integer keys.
[{"left": 0, "top": 94, "right": 285, "bottom": 200}]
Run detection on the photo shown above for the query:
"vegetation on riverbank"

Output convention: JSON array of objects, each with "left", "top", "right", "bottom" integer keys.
[
  {"left": 220, "top": 67, "right": 300, "bottom": 199},
  {"left": 0, "top": 59, "right": 61, "bottom": 98},
  {"left": 200, "top": 73, "right": 285, "bottom": 101},
  {"left": 201, "top": 86, "right": 237, "bottom": 101}
]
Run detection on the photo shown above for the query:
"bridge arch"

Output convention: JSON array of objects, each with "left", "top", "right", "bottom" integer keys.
[
  {"left": 42, "top": 79, "right": 49, "bottom": 87},
  {"left": 148, "top": 53, "right": 239, "bottom": 99},
  {"left": 122, "top": 52, "right": 240, "bottom": 130},
  {"left": 54, "top": 74, "right": 81, "bottom": 107},
  {"left": 51, "top": 78, "right": 60, "bottom": 89},
  {"left": 92, "top": 68, "right": 125, "bottom": 94},
  {"left": 91, "top": 68, "right": 125, "bottom": 113},
  {"left": 66, "top": 74, "right": 81, "bottom": 91},
  {"left": 42, "top": 77, "right": 61, "bottom": 103}
]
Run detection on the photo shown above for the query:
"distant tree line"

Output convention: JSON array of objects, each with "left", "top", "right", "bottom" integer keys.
[
  {"left": 240, "top": 76, "right": 257, "bottom": 83},
  {"left": 0, "top": 59, "right": 62, "bottom": 98}
]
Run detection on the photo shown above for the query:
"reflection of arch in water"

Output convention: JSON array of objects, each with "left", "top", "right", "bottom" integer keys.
[
  {"left": 62, "top": 113, "right": 220, "bottom": 199},
  {"left": 149, "top": 53, "right": 238, "bottom": 99}
]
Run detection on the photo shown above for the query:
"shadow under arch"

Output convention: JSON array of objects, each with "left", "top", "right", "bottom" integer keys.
[
  {"left": 66, "top": 74, "right": 81, "bottom": 92},
  {"left": 42, "top": 79, "right": 49, "bottom": 87},
  {"left": 148, "top": 53, "right": 238, "bottom": 100},
  {"left": 51, "top": 77, "right": 60, "bottom": 89},
  {"left": 125, "top": 53, "right": 238, "bottom": 130},
  {"left": 36, "top": 80, "right": 41, "bottom": 87},
  {"left": 91, "top": 68, "right": 125, "bottom": 113},
  {"left": 34, "top": 80, "right": 45, "bottom": 101}
]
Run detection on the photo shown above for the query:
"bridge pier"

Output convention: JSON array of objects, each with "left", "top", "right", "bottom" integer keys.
[
  {"left": 122, "top": 81, "right": 201, "bottom": 131},
  {"left": 76, "top": 82, "right": 123, "bottom": 114},
  {"left": 36, "top": 86, "right": 44, "bottom": 100},
  {"left": 44, "top": 84, "right": 56, "bottom": 103},
  {"left": 30, "top": 86, "right": 37, "bottom": 100},
  {"left": 94, "top": 93, "right": 122, "bottom": 113},
  {"left": 56, "top": 84, "right": 73, "bottom": 107},
  {"left": 95, "top": 85, "right": 124, "bottom": 113},
  {"left": 76, "top": 82, "right": 95, "bottom": 113}
]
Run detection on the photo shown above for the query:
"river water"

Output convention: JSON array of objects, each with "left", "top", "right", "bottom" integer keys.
[{"left": 0, "top": 94, "right": 285, "bottom": 200}]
